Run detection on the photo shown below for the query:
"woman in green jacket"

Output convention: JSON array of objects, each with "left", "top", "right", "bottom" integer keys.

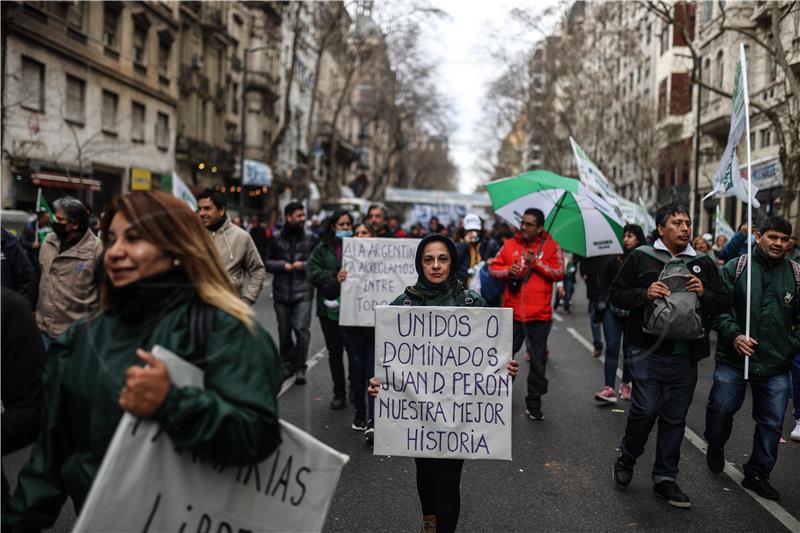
[
  {"left": 307, "top": 210, "right": 353, "bottom": 411},
  {"left": 3, "top": 191, "right": 283, "bottom": 531},
  {"left": 369, "top": 234, "right": 518, "bottom": 533}
]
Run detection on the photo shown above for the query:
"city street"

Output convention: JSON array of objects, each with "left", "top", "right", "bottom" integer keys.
[{"left": 4, "top": 275, "right": 799, "bottom": 532}]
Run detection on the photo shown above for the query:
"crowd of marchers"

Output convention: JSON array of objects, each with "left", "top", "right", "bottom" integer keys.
[{"left": 1, "top": 189, "right": 799, "bottom": 533}]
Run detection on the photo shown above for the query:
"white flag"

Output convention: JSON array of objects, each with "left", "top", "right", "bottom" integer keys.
[
  {"left": 569, "top": 137, "right": 621, "bottom": 207},
  {"left": 714, "top": 206, "right": 735, "bottom": 240},
  {"left": 171, "top": 171, "right": 198, "bottom": 210},
  {"left": 703, "top": 44, "right": 760, "bottom": 207}
]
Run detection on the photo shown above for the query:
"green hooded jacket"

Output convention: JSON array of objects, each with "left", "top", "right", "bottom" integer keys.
[
  {"left": 4, "top": 271, "right": 283, "bottom": 532},
  {"left": 307, "top": 240, "right": 341, "bottom": 319},
  {"left": 713, "top": 249, "right": 800, "bottom": 377}
]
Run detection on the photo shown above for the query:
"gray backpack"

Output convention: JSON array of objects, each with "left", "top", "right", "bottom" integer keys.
[{"left": 639, "top": 246, "right": 705, "bottom": 341}]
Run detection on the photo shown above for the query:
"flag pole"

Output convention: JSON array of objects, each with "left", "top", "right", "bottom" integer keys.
[
  {"left": 35, "top": 188, "right": 41, "bottom": 235},
  {"left": 741, "top": 43, "right": 752, "bottom": 381}
]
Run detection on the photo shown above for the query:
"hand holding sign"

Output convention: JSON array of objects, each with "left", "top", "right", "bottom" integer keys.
[{"left": 118, "top": 349, "right": 171, "bottom": 417}]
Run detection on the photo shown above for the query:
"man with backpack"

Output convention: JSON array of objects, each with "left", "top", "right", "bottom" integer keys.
[
  {"left": 609, "top": 203, "right": 729, "bottom": 508},
  {"left": 704, "top": 216, "right": 800, "bottom": 501}
]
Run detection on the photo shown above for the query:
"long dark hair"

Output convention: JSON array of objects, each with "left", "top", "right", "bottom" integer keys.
[{"left": 322, "top": 210, "right": 353, "bottom": 248}]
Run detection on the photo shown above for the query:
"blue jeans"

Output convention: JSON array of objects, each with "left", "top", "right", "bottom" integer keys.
[
  {"left": 274, "top": 299, "right": 313, "bottom": 371},
  {"left": 620, "top": 347, "right": 698, "bottom": 483},
  {"left": 704, "top": 362, "right": 791, "bottom": 478},
  {"left": 792, "top": 355, "right": 800, "bottom": 420},
  {"left": 602, "top": 312, "right": 631, "bottom": 387},
  {"left": 562, "top": 277, "right": 574, "bottom": 310},
  {"left": 587, "top": 299, "right": 603, "bottom": 348},
  {"left": 341, "top": 325, "right": 375, "bottom": 420},
  {"left": 512, "top": 320, "right": 551, "bottom": 412}
]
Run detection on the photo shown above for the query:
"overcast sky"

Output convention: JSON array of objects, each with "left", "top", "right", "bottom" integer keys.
[{"left": 422, "top": 0, "right": 560, "bottom": 193}]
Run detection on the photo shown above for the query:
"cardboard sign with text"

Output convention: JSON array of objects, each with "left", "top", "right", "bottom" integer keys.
[
  {"left": 339, "top": 237, "right": 420, "bottom": 326},
  {"left": 73, "top": 346, "right": 348, "bottom": 533},
  {"left": 373, "top": 306, "right": 513, "bottom": 460}
]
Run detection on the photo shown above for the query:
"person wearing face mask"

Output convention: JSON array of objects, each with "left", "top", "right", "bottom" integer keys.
[
  {"left": 455, "top": 214, "right": 486, "bottom": 283},
  {"left": 3, "top": 191, "right": 283, "bottom": 532},
  {"left": 35, "top": 196, "right": 103, "bottom": 350},
  {"left": 264, "top": 202, "right": 318, "bottom": 384},
  {"left": 307, "top": 210, "right": 354, "bottom": 412},
  {"left": 368, "top": 234, "right": 519, "bottom": 533}
]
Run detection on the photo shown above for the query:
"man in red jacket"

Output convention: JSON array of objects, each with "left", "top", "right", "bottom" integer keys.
[{"left": 490, "top": 208, "right": 565, "bottom": 419}]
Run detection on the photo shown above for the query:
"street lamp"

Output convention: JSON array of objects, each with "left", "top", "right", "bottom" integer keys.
[{"left": 239, "top": 45, "right": 273, "bottom": 216}]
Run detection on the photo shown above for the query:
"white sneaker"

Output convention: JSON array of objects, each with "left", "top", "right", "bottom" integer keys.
[{"left": 791, "top": 419, "right": 800, "bottom": 442}]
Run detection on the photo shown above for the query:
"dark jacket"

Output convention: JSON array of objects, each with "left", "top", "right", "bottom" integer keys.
[
  {"left": 609, "top": 243, "right": 730, "bottom": 361},
  {"left": 713, "top": 250, "right": 800, "bottom": 376},
  {"left": 1, "top": 288, "right": 45, "bottom": 455},
  {"left": 263, "top": 226, "right": 318, "bottom": 303},
  {"left": 307, "top": 239, "right": 342, "bottom": 318},
  {"left": 579, "top": 255, "right": 614, "bottom": 301},
  {"left": 454, "top": 240, "right": 491, "bottom": 283},
  {"left": 719, "top": 231, "right": 749, "bottom": 261},
  {"left": 392, "top": 234, "right": 486, "bottom": 307},
  {"left": 3, "top": 271, "right": 283, "bottom": 531},
  {"left": 1, "top": 230, "right": 35, "bottom": 309}
]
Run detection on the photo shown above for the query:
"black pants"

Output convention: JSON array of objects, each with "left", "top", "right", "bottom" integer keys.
[
  {"left": 318, "top": 314, "right": 346, "bottom": 399},
  {"left": 414, "top": 458, "right": 465, "bottom": 533},
  {"left": 512, "top": 320, "right": 552, "bottom": 412}
]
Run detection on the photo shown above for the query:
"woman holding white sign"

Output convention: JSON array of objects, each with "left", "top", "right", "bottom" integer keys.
[
  {"left": 369, "top": 234, "right": 519, "bottom": 533},
  {"left": 3, "top": 191, "right": 284, "bottom": 531}
]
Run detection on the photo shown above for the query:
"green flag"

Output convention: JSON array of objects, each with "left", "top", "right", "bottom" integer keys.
[{"left": 35, "top": 189, "right": 54, "bottom": 244}]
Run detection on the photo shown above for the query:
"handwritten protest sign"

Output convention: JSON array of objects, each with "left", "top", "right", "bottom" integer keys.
[
  {"left": 339, "top": 237, "right": 420, "bottom": 326},
  {"left": 373, "top": 306, "right": 513, "bottom": 460},
  {"left": 73, "top": 346, "right": 348, "bottom": 533}
]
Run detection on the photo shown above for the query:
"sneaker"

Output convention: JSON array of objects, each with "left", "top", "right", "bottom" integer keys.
[
  {"left": 525, "top": 408, "right": 544, "bottom": 421},
  {"left": 741, "top": 474, "right": 780, "bottom": 501},
  {"left": 653, "top": 480, "right": 691, "bottom": 508},
  {"left": 364, "top": 419, "right": 374, "bottom": 444},
  {"left": 594, "top": 386, "right": 618, "bottom": 404},
  {"left": 706, "top": 446, "right": 725, "bottom": 474},
  {"left": 294, "top": 368, "right": 307, "bottom": 385},
  {"left": 330, "top": 396, "right": 346, "bottom": 410},
  {"left": 613, "top": 454, "right": 635, "bottom": 487},
  {"left": 791, "top": 419, "right": 800, "bottom": 442},
  {"left": 619, "top": 382, "right": 632, "bottom": 401},
  {"left": 351, "top": 412, "right": 367, "bottom": 431}
]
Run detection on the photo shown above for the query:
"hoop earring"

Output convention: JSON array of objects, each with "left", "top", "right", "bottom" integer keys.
[{"left": 173, "top": 258, "right": 181, "bottom": 267}]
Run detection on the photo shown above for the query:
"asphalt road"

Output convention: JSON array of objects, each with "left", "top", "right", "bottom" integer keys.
[{"left": 4, "top": 276, "right": 799, "bottom": 532}]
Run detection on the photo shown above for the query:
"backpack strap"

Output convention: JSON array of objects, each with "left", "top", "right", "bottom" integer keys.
[
  {"left": 790, "top": 260, "right": 800, "bottom": 297},
  {"left": 636, "top": 245, "right": 671, "bottom": 264},
  {"left": 462, "top": 289, "right": 474, "bottom": 305},
  {"left": 734, "top": 255, "right": 748, "bottom": 286}
]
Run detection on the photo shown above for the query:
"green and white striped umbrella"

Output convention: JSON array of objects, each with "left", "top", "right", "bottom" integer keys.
[{"left": 486, "top": 170, "right": 625, "bottom": 257}]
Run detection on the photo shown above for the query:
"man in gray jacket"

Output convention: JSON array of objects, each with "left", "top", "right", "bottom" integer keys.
[{"left": 197, "top": 189, "right": 266, "bottom": 304}]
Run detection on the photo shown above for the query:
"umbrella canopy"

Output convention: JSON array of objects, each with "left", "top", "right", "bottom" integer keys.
[{"left": 486, "top": 170, "right": 625, "bottom": 257}]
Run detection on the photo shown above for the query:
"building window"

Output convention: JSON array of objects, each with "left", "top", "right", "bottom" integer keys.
[
  {"left": 21, "top": 56, "right": 45, "bottom": 112},
  {"left": 155, "top": 112, "right": 169, "bottom": 149},
  {"left": 102, "top": 90, "right": 118, "bottom": 133},
  {"left": 660, "top": 24, "right": 670, "bottom": 55},
  {"left": 158, "top": 40, "right": 171, "bottom": 77},
  {"left": 646, "top": 23, "right": 652, "bottom": 45},
  {"left": 701, "top": 1, "right": 713, "bottom": 23},
  {"left": 658, "top": 78, "right": 668, "bottom": 120},
  {"left": 760, "top": 127, "right": 771, "bottom": 148},
  {"left": 103, "top": 4, "right": 120, "bottom": 48},
  {"left": 65, "top": 75, "right": 85, "bottom": 124},
  {"left": 232, "top": 82, "right": 239, "bottom": 114},
  {"left": 715, "top": 50, "right": 724, "bottom": 88},
  {"left": 133, "top": 24, "right": 148, "bottom": 64},
  {"left": 67, "top": 1, "right": 87, "bottom": 31},
  {"left": 749, "top": 131, "right": 756, "bottom": 148},
  {"left": 767, "top": 49, "right": 777, "bottom": 82},
  {"left": 131, "top": 102, "right": 145, "bottom": 142}
]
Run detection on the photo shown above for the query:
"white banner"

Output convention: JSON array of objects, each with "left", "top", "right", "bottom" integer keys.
[
  {"left": 373, "top": 306, "right": 513, "bottom": 460},
  {"left": 339, "top": 238, "right": 420, "bottom": 326},
  {"left": 703, "top": 43, "right": 760, "bottom": 207},
  {"left": 74, "top": 346, "right": 348, "bottom": 533},
  {"left": 715, "top": 206, "right": 735, "bottom": 240}
]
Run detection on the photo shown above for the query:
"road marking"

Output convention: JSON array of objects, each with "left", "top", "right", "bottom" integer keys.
[
  {"left": 278, "top": 347, "right": 327, "bottom": 397},
  {"left": 567, "top": 325, "right": 800, "bottom": 532},
  {"left": 553, "top": 312, "right": 564, "bottom": 322}
]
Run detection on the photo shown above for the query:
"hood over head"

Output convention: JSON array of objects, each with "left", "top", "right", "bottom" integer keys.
[{"left": 415, "top": 233, "right": 458, "bottom": 282}]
